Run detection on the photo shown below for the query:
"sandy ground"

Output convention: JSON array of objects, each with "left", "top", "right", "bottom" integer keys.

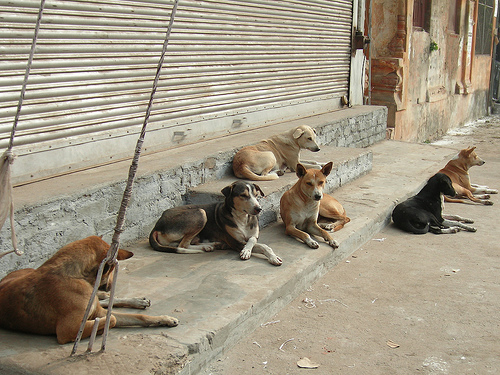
[{"left": 201, "top": 117, "right": 500, "bottom": 375}]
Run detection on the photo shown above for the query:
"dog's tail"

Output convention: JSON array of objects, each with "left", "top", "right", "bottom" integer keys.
[
  {"left": 149, "top": 230, "right": 178, "bottom": 253},
  {"left": 234, "top": 165, "right": 280, "bottom": 181}
]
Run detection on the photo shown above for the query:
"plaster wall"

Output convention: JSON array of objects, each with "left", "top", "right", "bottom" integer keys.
[{"left": 370, "top": 0, "right": 492, "bottom": 142}]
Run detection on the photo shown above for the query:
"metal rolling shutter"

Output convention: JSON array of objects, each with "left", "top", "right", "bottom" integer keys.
[{"left": 0, "top": 0, "right": 353, "bottom": 183}]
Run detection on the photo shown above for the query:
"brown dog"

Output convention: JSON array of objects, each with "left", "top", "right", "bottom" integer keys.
[
  {"left": 438, "top": 146, "right": 498, "bottom": 205},
  {"left": 232, "top": 125, "right": 321, "bottom": 181},
  {"left": 280, "top": 162, "right": 348, "bottom": 249},
  {"left": 0, "top": 236, "right": 178, "bottom": 344}
]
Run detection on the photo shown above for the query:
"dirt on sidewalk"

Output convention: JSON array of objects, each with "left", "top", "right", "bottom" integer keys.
[{"left": 201, "top": 117, "right": 500, "bottom": 375}]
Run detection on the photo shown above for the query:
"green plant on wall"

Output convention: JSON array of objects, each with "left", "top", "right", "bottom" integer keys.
[{"left": 430, "top": 41, "right": 438, "bottom": 52}]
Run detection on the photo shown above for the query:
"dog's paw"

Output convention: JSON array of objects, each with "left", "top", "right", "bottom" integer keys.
[
  {"left": 240, "top": 248, "right": 252, "bottom": 260},
  {"left": 319, "top": 223, "right": 334, "bottom": 231},
  {"left": 484, "top": 200, "right": 494, "bottom": 206},
  {"left": 476, "top": 194, "right": 491, "bottom": 199},
  {"left": 305, "top": 238, "right": 319, "bottom": 249},
  {"left": 158, "top": 316, "right": 179, "bottom": 327},
  {"left": 132, "top": 297, "right": 151, "bottom": 309},
  {"left": 488, "top": 189, "right": 498, "bottom": 194},
  {"left": 202, "top": 245, "right": 215, "bottom": 252},
  {"left": 276, "top": 170, "right": 285, "bottom": 176},
  {"left": 269, "top": 255, "right": 283, "bottom": 266},
  {"left": 463, "top": 225, "right": 477, "bottom": 232},
  {"left": 328, "top": 239, "right": 339, "bottom": 249}
]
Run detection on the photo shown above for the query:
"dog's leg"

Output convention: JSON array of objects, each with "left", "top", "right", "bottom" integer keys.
[
  {"left": 307, "top": 224, "right": 339, "bottom": 248},
  {"left": 285, "top": 224, "right": 320, "bottom": 248},
  {"left": 177, "top": 242, "right": 217, "bottom": 253},
  {"left": 470, "top": 194, "right": 491, "bottom": 199},
  {"left": 318, "top": 216, "right": 350, "bottom": 232},
  {"left": 442, "top": 214, "right": 474, "bottom": 223},
  {"left": 56, "top": 305, "right": 115, "bottom": 344},
  {"left": 252, "top": 243, "right": 283, "bottom": 266},
  {"left": 112, "top": 312, "right": 178, "bottom": 328},
  {"left": 240, "top": 236, "right": 257, "bottom": 260},
  {"left": 471, "top": 184, "right": 498, "bottom": 194},
  {"left": 442, "top": 219, "right": 476, "bottom": 232},
  {"left": 98, "top": 291, "right": 151, "bottom": 309},
  {"left": 429, "top": 225, "right": 460, "bottom": 234},
  {"left": 452, "top": 186, "right": 493, "bottom": 205}
]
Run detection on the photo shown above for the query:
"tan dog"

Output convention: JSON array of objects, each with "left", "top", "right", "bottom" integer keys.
[
  {"left": 438, "top": 146, "right": 498, "bottom": 205},
  {"left": 280, "top": 162, "right": 347, "bottom": 249},
  {"left": 232, "top": 125, "right": 321, "bottom": 181},
  {"left": 0, "top": 236, "right": 178, "bottom": 344}
]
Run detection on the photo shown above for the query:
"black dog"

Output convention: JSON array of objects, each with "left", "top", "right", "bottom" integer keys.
[
  {"left": 149, "top": 181, "right": 282, "bottom": 265},
  {"left": 392, "top": 173, "right": 476, "bottom": 234}
]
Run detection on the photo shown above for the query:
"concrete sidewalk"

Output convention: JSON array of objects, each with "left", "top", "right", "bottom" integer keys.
[{"left": 0, "top": 130, "right": 474, "bottom": 375}]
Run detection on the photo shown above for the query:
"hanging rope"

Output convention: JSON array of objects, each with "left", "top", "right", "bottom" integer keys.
[
  {"left": 0, "top": 0, "right": 46, "bottom": 259},
  {"left": 71, "top": 0, "right": 180, "bottom": 355}
]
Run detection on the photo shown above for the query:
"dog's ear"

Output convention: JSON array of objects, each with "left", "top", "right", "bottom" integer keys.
[
  {"left": 321, "top": 162, "right": 333, "bottom": 177},
  {"left": 117, "top": 249, "right": 134, "bottom": 260},
  {"left": 293, "top": 128, "right": 305, "bottom": 139},
  {"left": 296, "top": 163, "right": 307, "bottom": 178},
  {"left": 221, "top": 185, "right": 232, "bottom": 197},
  {"left": 253, "top": 184, "right": 265, "bottom": 197}
]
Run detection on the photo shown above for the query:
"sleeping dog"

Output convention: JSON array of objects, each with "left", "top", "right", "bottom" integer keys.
[
  {"left": 149, "top": 181, "right": 282, "bottom": 265},
  {"left": 392, "top": 173, "right": 476, "bottom": 234}
]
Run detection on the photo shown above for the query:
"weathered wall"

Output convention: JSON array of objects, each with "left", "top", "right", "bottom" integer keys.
[{"left": 370, "top": 0, "right": 492, "bottom": 142}]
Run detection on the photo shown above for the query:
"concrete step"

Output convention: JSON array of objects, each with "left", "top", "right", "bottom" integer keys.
[
  {"left": 187, "top": 145, "right": 372, "bottom": 228},
  {"left": 0, "top": 140, "right": 459, "bottom": 375},
  {"left": 0, "top": 106, "right": 387, "bottom": 275}
]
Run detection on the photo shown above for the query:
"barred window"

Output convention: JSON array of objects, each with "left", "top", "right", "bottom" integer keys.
[{"left": 475, "top": 0, "right": 494, "bottom": 55}]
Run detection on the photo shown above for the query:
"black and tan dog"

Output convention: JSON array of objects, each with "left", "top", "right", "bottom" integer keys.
[
  {"left": 392, "top": 173, "right": 476, "bottom": 234},
  {"left": 280, "top": 162, "right": 347, "bottom": 249},
  {"left": 149, "top": 181, "right": 283, "bottom": 266},
  {"left": 0, "top": 236, "right": 178, "bottom": 344}
]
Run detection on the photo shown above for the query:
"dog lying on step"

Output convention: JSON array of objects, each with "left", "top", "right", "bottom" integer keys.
[
  {"left": 280, "top": 162, "right": 347, "bottom": 249},
  {"left": 438, "top": 146, "right": 497, "bottom": 205},
  {"left": 0, "top": 236, "right": 178, "bottom": 344},
  {"left": 232, "top": 125, "right": 322, "bottom": 181},
  {"left": 149, "top": 181, "right": 282, "bottom": 266},
  {"left": 391, "top": 173, "right": 476, "bottom": 234}
]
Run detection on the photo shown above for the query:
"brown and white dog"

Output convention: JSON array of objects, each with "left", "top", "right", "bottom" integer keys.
[
  {"left": 280, "top": 162, "right": 347, "bottom": 249},
  {"left": 232, "top": 125, "right": 322, "bottom": 181},
  {"left": 149, "top": 181, "right": 282, "bottom": 266},
  {"left": 438, "top": 146, "right": 497, "bottom": 205},
  {"left": 0, "top": 236, "right": 178, "bottom": 344}
]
